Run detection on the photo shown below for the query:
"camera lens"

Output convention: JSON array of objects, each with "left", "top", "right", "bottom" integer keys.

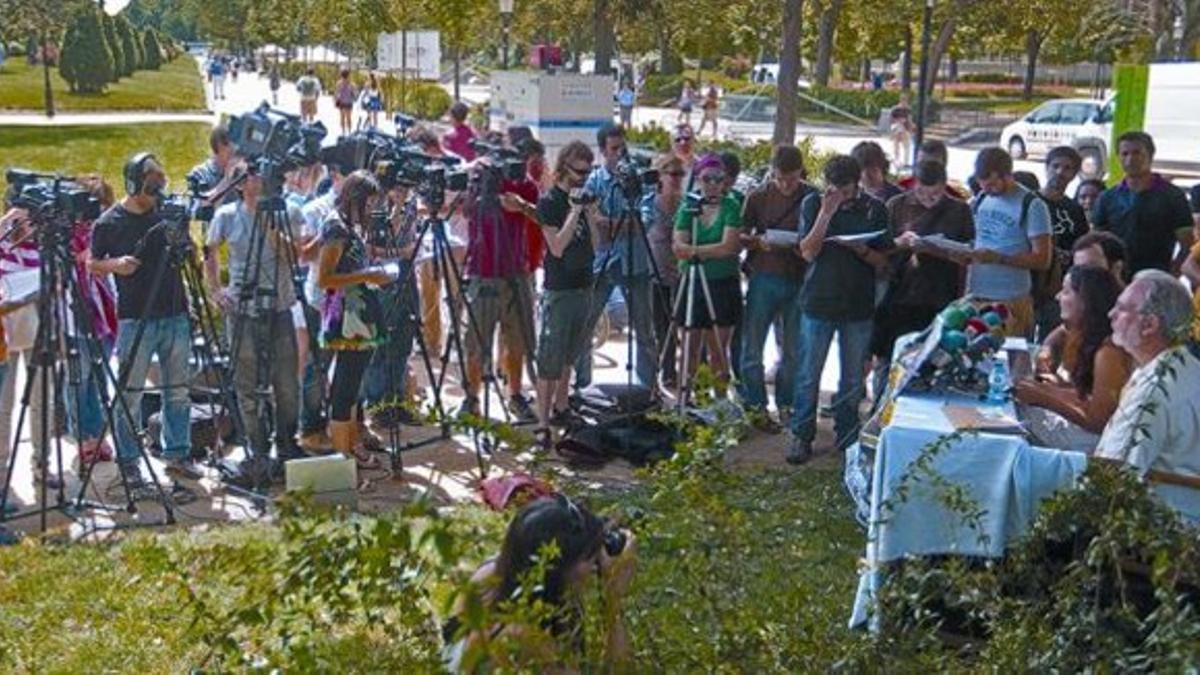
[{"left": 603, "top": 529, "right": 626, "bottom": 557}]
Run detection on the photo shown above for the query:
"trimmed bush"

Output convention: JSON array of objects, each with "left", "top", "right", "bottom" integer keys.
[
  {"left": 59, "top": 9, "right": 114, "bottom": 93},
  {"left": 116, "top": 15, "right": 139, "bottom": 73},
  {"left": 142, "top": 28, "right": 162, "bottom": 70},
  {"left": 100, "top": 12, "right": 124, "bottom": 81}
]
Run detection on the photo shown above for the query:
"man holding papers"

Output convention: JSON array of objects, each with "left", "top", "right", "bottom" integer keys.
[
  {"left": 738, "top": 145, "right": 815, "bottom": 432},
  {"left": 789, "top": 155, "right": 891, "bottom": 464}
]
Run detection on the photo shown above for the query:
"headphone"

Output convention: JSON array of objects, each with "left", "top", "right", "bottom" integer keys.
[{"left": 123, "top": 152, "right": 158, "bottom": 197}]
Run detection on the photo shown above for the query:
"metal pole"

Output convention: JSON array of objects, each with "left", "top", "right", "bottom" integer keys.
[
  {"left": 914, "top": 0, "right": 933, "bottom": 154},
  {"left": 502, "top": 14, "right": 511, "bottom": 69},
  {"left": 41, "top": 31, "right": 55, "bottom": 118}
]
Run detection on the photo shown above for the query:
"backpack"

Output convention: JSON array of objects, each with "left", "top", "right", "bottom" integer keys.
[{"left": 970, "top": 188, "right": 1048, "bottom": 302}]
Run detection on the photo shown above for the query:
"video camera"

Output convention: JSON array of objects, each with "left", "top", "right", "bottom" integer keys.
[
  {"left": 6, "top": 170, "right": 101, "bottom": 223},
  {"left": 469, "top": 139, "right": 526, "bottom": 183},
  {"left": 322, "top": 129, "right": 468, "bottom": 209},
  {"left": 227, "top": 102, "right": 327, "bottom": 181},
  {"left": 613, "top": 147, "right": 659, "bottom": 200}
]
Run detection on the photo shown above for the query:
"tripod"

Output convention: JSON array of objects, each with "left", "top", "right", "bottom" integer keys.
[
  {"left": 588, "top": 179, "right": 673, "bottom": 400},
  {"left": 659, "top": 201, "right": 727, "bottom": 412},
  {"left": 3, "top": 207, "right": 177, "bottom": 534}
]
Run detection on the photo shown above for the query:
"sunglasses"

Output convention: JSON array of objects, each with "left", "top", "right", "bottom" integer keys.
[
  {"left": 567, "top": 164, "right": 591, "bottom": 176},
  {"left": 673, "top": 135, "right": 693, "bottom": 143},
  {"left": 701, "top": 173, "right": 727, "bottom": 184},
  {"left": 664, "top": 171, "right": 686, "bottom": 178}
]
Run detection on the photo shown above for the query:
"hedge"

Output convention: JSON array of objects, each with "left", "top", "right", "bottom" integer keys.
[
  {"left": 59, "top": 8, "right": 114, "bottom": 93},
  {"left": 276, "top": 62, "right": 451, "bottom": 121},
  {"left": 625, "top": 124, "right": 834, "bottom": 180}
]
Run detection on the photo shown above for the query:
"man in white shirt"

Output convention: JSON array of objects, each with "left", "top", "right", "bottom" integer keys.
[{"left": 1095, "top": 270, "right": 1200, "bottom": 480}]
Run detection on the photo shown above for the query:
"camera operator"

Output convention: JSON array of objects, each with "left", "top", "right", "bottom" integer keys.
[
  {"left": 458, "top": 135, "right": 539, "bottom": 420},
  {"left": 203, "top": 163, "right": 306, "bottom": 487},
  {"left": 313, "top": 170, "right": 394, "bottom": 467},
  {"left": 187, "top": 126, "right": 241, "bottom": 229},
  {"left": 527, "top": 141, "right": 600, "bottom": 440},
  {"left": 442, "top": 494, "right": 635, "bottom": 671},
  {"left": 574, "top": 124, "right": 658, "bottom": 391},
  {"left": 89, "top": 153, "right": 196, "bottom": 490},
  {"left": 359, "top": 183, "right": 420, "bottom": 427}
]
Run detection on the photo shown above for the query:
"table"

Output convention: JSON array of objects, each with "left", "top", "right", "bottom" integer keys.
[{"left": 847, "top": 391, "right": 1088, "bottom": 629}]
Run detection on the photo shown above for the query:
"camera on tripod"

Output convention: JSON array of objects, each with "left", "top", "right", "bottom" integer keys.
[
  {"left": 227, "top": 102, "right": 327, "bottom": 186},
  {"left": 469, "top": 139, "right": 527, "bottom": 184},
  {"left": 613, "top": 148, "right": 659, "bottom": 200},
  {"left": 6, "top": 170, "right": 101, "bottom": 223}
]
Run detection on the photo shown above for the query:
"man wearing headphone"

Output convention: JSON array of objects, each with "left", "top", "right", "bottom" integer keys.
[{"left": 89, "top": 153, "right": 196, "bottom": 491}]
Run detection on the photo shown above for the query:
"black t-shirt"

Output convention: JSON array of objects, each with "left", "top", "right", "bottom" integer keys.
[
  {"left": 798, "top": 192, "right": 892, "bottom": 321},
  {"left": 91, "top": 204, "right": 189, "bottom": 320},
  {"left": 1042, "top": 194, "right": 1089, "bottom": 254},
  {"left": 1093, "top": 177, "right": 1193, "bottom": 273},
  {"left": 1190, "top": 183, "right": 1200, "bottom": 215},
  {"left": 536, "top": 186, "right": 594, "bottom": 291}
]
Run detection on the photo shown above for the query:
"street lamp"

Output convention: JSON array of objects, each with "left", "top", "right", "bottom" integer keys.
[
  {"left": 499, "top": 0, "right": 514, "bottom": 70},
  {"left": 914, "top": 0, "right": 934, "bottom": 156}
]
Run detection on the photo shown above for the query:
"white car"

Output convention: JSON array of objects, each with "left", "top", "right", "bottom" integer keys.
[{"left": 1000, "top": 97, "right": 1113, "bottom": 179}]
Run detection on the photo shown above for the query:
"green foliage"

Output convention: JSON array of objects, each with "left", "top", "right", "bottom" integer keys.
[
  {"left": 2, "top": 56, "right": 205, "bottom": 111},
  {"left": 142, "top": 28, "right": 163, "bottom": 70},
  {"left": 101, "top": 11, "right": 125, "bottom": 82},
  {"left": 116, "top": 15, "right": 141, "bottom": 73},
  {"left": 59, "top": 8, "right": 114, "bottom": 93},
  {"left": 802, "top": 85, "right": 900, "bottom": 119},
  {"left": 626, "top": 125, "right": 834, "bottom": 180},
  {"left": 640, "top": 71, "right": 757, "bottom": 104}
]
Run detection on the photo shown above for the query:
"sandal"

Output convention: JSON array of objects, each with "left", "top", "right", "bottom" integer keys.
[{"left": 346, "top": 448, "right": 383, "bottom": 471}]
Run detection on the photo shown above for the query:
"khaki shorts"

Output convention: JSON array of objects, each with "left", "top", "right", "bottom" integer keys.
[{"left": 301, "top": 98, "right": 317, "bottom": 117}]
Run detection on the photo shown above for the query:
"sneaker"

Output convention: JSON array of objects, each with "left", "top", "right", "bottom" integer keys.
[
  {"left": 164, "top": 457, "right": 203, "bottom": 482},
  {"left": 298, "top": 429, "right": 333, "bottom": 453},
  {"left": 118, "top": 461, "right": 149, "bottom": 491},
  {"left": 750, "top": 413, "right": 783, "bottom": 435},
  {"left": 785, "top": 437, "right": 813, "bottom": 465},
  {"left": 458, "top": 396, "right": 480, "bottom": 419},
  {"left": 507, "top": 393, "right": 537, "bottom": 423}
]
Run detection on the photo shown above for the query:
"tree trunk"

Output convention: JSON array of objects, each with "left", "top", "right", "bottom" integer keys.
[
  {"left": 1022, "top": 29, "right": 1041, "bottom": 101},
  {"left": 773, "top": 0, "right": 804, "bottom": 145},
  {"left": 593, "top": 0, "right": 615, "bottom": 75},
  {"left": 813, "top": 0, "right": 843, "bottom": 87},
  {"left": 861, "top": 57, "right": 871, "bottom": 85},
  {"left": 41, "top": 31, "right": 55, "bottom": 118},
  {"left": 454, "top": 46, "right": 461, "bottom": 101},
  {"left": 900, "top": 26, "right": 912, "bottom": 90},
  {"left": 949, "top": 55, "right": 959, "bottom": 82},
  {"left": 923, "top": 17, "right": 956, "bottom": 99},
  {"left": 658, "top": 30, "right": 680, "bottom": 75}
]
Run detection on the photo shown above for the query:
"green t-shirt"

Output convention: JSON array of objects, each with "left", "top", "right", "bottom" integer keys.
[{"left": 673, "top": 194, "right": 741, "bottom": 280}]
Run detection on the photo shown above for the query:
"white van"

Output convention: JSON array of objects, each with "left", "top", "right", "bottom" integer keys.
[{"left": 999, "top": 62, "right": 1200, "bottom": 179}]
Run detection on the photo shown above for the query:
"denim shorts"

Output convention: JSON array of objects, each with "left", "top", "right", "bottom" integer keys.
[{"left": 536, "top": 288, "right": 592, "bottom": 380}]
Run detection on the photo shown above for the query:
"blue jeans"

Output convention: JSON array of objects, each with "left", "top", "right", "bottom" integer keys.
[
  {"left": 739, "top": 273, "right": 801, "bottom": 411},
  {"left": 114, "top": 315, "right": 192, "bottom": 463},
  {"left": 789, "top": 314, "right": 873, "bottom": 448},
  {"left": 575, "top": 272, "right": 656, "bottom": 388},
  {"left": 361, "top": 273, "right": 418, "bottom": 406},
  {"left": 64, "top": 336, "right": 107, "bottom": 441}
]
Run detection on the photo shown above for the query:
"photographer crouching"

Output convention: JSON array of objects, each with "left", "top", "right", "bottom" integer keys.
[
  {"left": 89, "top": 153, "right": 196, "bottom": 491},
  {"left": 443, "top": 494, "right": 636, "bottom": 671},
  {"left": 203, "top": 162, "right": 306, "bottom": 488}
]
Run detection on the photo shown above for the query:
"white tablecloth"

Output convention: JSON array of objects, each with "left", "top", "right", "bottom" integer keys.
[{"left": 848, "top": 392, "right": 1088, "bottom": 629}]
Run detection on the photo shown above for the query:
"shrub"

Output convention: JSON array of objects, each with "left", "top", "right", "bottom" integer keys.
[
  {"left": 59, "top": 8, "right": 114, "bottom": 93},
  {"left": 959, "top": 72, "right": 1022, "bottom": 85},
  {"left": 100, "top": 12, "right": 124, "bottom": 82},
  {"left": 142, "top": 28, "right": 162, "bottom": 70},
  {"left": 640, "top": 72, "right": 757, "bottom": 104},
  {"left": 115, "top": 15, "right": 139, "bottom": 73}
]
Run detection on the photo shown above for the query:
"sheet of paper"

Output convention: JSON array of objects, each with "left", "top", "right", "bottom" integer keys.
[
  {"left": 828, "top": 230, "right": 885, "bottom": 243},
  {"left": 763, "top": 229, "right": 800, "bottom": 247},
  {"left": 942, "top": 403, "right": 1025, "bottom": 435},
  {"left": 920, "top": 233, "right": 973, "bottom": 254}
]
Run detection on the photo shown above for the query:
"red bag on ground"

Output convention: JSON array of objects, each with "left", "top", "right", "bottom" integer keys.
[{"left": 478, "top": 473, "right": 553, "bottom": 511}]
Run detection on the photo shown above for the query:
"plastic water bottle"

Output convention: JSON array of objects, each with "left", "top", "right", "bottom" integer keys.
[{"left": 987, "top": 359, "right": 1009, "bottom": 404}]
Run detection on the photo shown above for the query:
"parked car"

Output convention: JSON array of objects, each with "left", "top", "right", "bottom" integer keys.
[
  {"left": 1000, "top": 97, "right": 1112, "bottom": 178},
  {"left": 1000, "top": 62, "right": 1200, "bottom": 180}
]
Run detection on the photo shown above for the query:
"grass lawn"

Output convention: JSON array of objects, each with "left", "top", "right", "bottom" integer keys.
[
  {"left": 0, "top": 57, "right": 206, "bottom": 113},
  {"left": 0, "top": 463, "right": 871, "bottom": 672},
  {"left": 0, "top": 122, "right": 211, "bottom": 193}
]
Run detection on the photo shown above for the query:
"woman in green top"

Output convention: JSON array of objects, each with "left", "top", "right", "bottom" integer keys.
[{"left": 672, "top": 153, "right": 743, "bottom": 398}]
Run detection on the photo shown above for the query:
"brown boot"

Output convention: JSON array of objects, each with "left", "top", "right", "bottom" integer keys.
[{"left": 332, "top": 419, "right": 380, "bottom": 470}]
